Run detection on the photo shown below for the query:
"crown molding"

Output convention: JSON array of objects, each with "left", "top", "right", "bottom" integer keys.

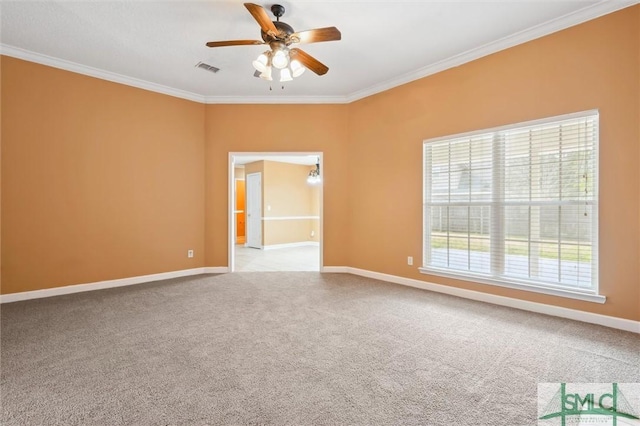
[
  {"left": 203, "top": 95, "right": 349, "bottom": 104},
  {"left": 1, "top": 0, "right": 637, "bottom": 105},
  {"left": 0, "top": 44, "right": 346, "bottom": 104},
  {"left": 345, "top": 0, "right": 640, "bottom": 103},
  {"left": 0, "top": 44, "right": 206, "bottom": 103}
]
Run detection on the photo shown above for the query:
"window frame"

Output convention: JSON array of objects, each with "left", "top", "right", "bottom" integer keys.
[{"left": 420, "top": 110, "right": 604, "bottom": 304}]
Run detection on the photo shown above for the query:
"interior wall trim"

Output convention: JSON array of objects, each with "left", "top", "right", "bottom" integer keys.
[
  {"left": 262, "top": 216, "right": 320, "bottom": 221},
  {"left": 204, "top": 95, "right": 348, "bottom": 104},
  {"left": 0, "top": 44, "right": 206, "bottom": 103},
  {"left": 344, "top": 0, "right": 640, "bottom": 102},
  {"left": 321, "top": 267, "right": 640, "bottom": 334},
  {"left": 321, "top": 266, "right": 349, "bottom": 273},
  {"left": 203, "top": 267, "right": 230, "bottom": 274},
  {"left": 2, "top": 0, "right": 636, "bottom": 105},
  {"left": 263, "top": 241, "right": 320, "bottom": 251},
  {"left": 0, "top": 267, "right": 228, "bottom": 304},
  {"left": 3, "top": 265, "right": 636, "bottom": 332}
]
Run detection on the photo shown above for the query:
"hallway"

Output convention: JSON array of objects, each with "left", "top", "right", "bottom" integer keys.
[{"left": 234, "top": 245, "right": 320, "bottom": 272}]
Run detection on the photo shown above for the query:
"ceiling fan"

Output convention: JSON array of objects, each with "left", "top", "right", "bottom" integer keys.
[{"left": 205, "top": 3, "right": 341, "bottom": 82}]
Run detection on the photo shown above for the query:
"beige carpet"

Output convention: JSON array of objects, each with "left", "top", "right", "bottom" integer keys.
[{"left": 1, "top": 272, "right": 638, "bottom": 425}]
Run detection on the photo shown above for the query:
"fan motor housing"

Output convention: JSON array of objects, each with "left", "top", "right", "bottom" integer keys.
[
  {"left": 261, "top": 21, "right": 294, "bottom": 42},
  {"left": 271, "top": 4, "right": 285, "bottom": 18}
]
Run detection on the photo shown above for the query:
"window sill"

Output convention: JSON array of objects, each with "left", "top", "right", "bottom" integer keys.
[{"left": 418, "top": 267, "right": 606, "bottom": 304}]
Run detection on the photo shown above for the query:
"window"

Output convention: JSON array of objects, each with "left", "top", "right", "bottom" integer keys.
[{"left": 422, "top": 111, "right": 601, "bottom": 302}]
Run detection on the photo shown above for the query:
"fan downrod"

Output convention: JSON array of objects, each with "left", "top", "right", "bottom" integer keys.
[{"left": 260, "top": 4, "right": 293, "bottom": 42}]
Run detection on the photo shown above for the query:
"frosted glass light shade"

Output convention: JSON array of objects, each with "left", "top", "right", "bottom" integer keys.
[
  {"left": 307, "top": 174, "right": 321, "bottom": 185},
  {"left": 290, "top": 59, "right": 306, "bottom": 77},
  {"left": 272, "top": 50, "right": 289, "bottom": 69},
  {"left": 260, "top": 66, "right": 272, "bottom": 81},
  {"left": 252, "top": 53, "right": 268, "bottom": 72},
  {"left": 280, "top": 68, "right": 293, "bottom": 82}
]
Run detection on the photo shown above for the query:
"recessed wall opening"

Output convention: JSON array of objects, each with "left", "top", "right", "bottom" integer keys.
[{"left": 228, "top": 152, "right": 323, "bottom": 272}]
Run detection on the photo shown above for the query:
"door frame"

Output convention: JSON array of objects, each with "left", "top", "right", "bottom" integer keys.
[{"left": 228, "top": 152, "right": 324, "bottom": 272}]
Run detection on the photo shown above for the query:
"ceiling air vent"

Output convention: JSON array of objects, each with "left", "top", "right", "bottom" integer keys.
[{"left": 195, "top": 62, "right": 220, "bottom": 73}]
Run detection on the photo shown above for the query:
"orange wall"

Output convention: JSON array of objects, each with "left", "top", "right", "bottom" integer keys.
[
  {"left": 235, "top": 179, "right": 245, "bottom": 239},
  {"left": 234, "top": 164, "right": 246, "bottom": 240},
  {"left": 1, "top": 6, "right": 638, "bottom": 322},
  {"left": 264, "top": 221, "right": 316, "bottom": 246},
  {"left": 1, "top": 57, "right": 206, "bottom": 294},
  {"left": 310, "top": 181, "right": 320, "bottom": 242},
  {"left": 0, "top": 56, "right": 3, "bottom": 292},
  {"left": 204, "top": 104, "right": 349, "bottom": 267},
  {"left": 263, "top": 161, "right": 316, "bottom": 218},
  {"left": 263, "top": 161, "right": 319, "bottom": 246},
  {"left": 240, "top": 160, "right": 320, "bottom": 246},
  {"left": 347, "top": 6, "right": 640, "bottom": 320}
]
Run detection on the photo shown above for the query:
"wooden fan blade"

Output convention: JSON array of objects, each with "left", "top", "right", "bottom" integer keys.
[
  {"left": 244, "top": 3, "right": 277, "bottom": 35},
  {"left": 290, "top": 27, "right": 341, "bottom": 44},
  {"left": 289, "top": 48, "right": 329, "bottom": 76},
  {"left": 206, "top": 40, "right": 264, "bottom": 48}
]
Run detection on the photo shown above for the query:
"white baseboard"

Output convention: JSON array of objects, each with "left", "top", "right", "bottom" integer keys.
[
  {"left": 328, "top": 267, "right": 640, "bottom": 334},
  {"left": 4, "top": 265, "right": 637, "bottom": 333},
  {"left": 203, "top": 267, "right": 229, "bottom": 274},
  {"left": 0, "top": 267, "right": 228, "bottom": 304},
  {"left": 263, "top": 241, "right": 319, "bottom": 251},
  {"left": 321, "top": 266, "right": 349, "bottom": 273}
]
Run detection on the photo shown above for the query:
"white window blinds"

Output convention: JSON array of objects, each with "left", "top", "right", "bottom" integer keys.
[{"left": 423, "top": 111, "right": 599, "bottom": 297}]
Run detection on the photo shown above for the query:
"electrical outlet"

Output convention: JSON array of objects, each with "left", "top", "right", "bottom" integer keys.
[
  {"left": 188, "top": 250, "right": 194, "bottom": 258},
  {"left": 407, "top": 256, "right": 413, "bottom": 266},
  {"left": 311, "top": 230, "right": 315, "bottom": 238}
]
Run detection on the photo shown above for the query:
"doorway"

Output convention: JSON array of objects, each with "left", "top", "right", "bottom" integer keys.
[{"left": 228, "top": 152, "right": 323, "bottom": 272}]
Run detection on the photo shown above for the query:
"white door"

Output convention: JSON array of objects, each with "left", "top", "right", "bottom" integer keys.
[{"left": 246, "top": 172, "right": 262, "bottom": 249}]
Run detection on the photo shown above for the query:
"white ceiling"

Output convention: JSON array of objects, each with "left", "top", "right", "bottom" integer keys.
[{"left": 1, "top": 1, "right": 636, "bottom": 104}]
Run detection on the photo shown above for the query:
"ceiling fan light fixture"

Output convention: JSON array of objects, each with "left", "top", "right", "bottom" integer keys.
[
  {"left": 280, "top": 67, "right": 293, "bottom": 82},
  {"left": 307, "top": 159, "right": 321, "bottom": 185},
  {"left": 290, "top": 59, "right": 306, "bottom": 77},
  {"left": 205, "top": 3, "right": 340, "bottom": 82},
  {"left": 252, "top": 52, "right": 269, "bottom": 72},
  {"left": 272, "top": 49, "right": 289, "bottom": 69},
  {"left": 260, "top": 65, "right": 273, "bottom": 81}
]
